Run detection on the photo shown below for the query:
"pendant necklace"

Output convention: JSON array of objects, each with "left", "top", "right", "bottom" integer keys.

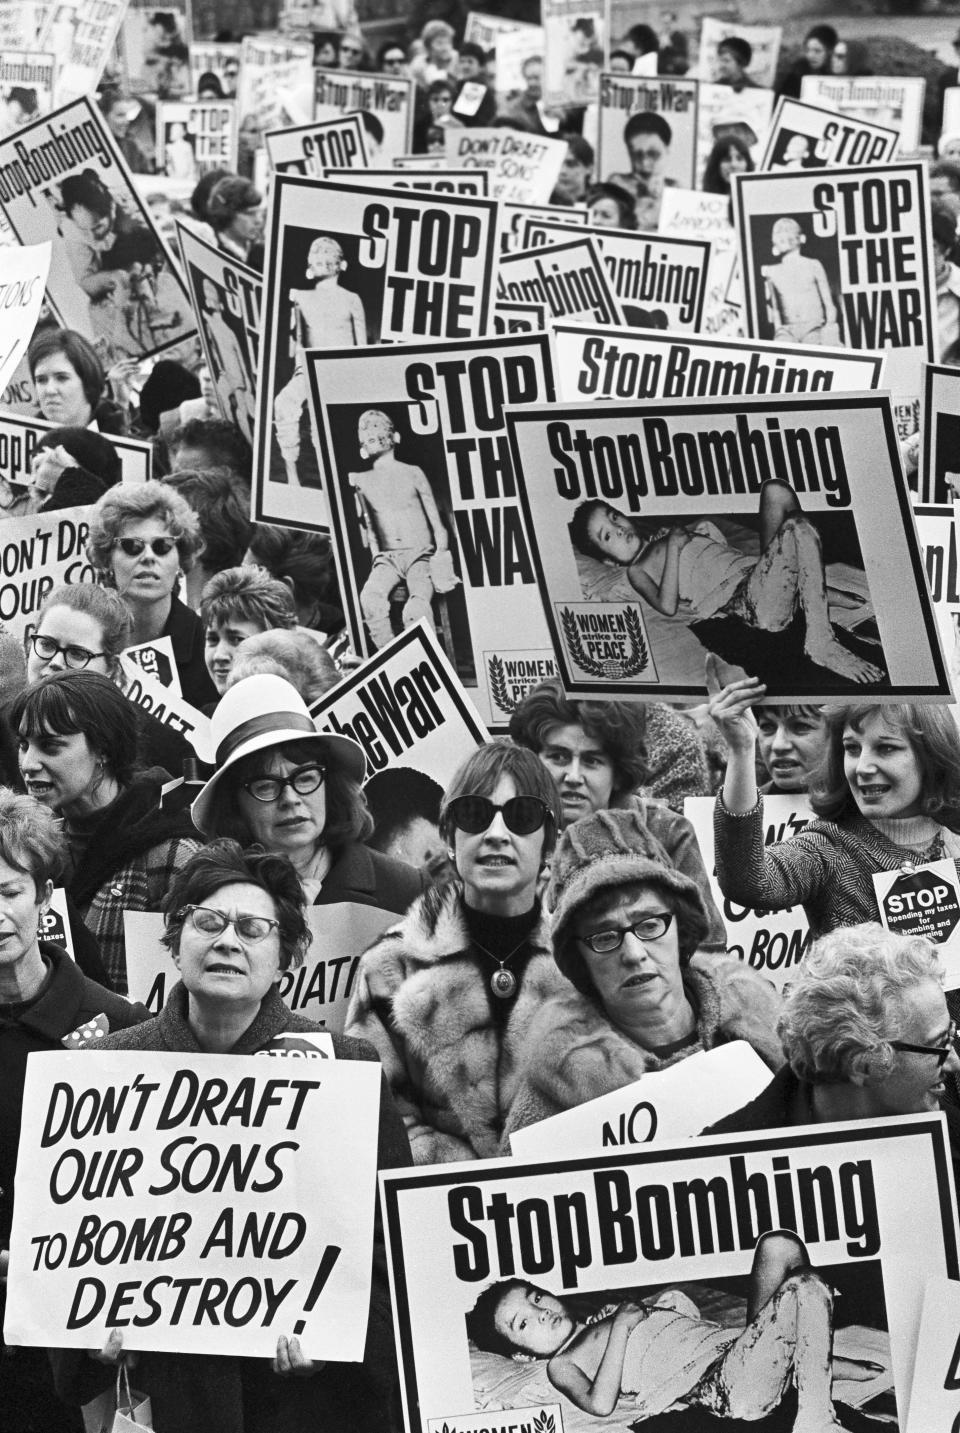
[{"left": 473, "top": 935, "right": 527, "bottom": 998}]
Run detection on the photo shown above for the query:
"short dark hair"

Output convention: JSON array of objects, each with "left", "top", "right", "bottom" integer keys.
[
  {"left": 200, "top": 565, "right": 298, "bottom": 633},
  {"left": 569, "top": 497, "right": 608, "bottom": 559},
  {"left": 366, "top": 768, "right": 444, "bottom": 851},
  {"left": 804, "top": 23, "right": 838, "bottom": 50},
  {"left": 509, "top": 677, "right": 649, "bottom": 800},
  {"left": 377, "top": 40, "right": 406, "bottom": 64},
  {"left": 930, "top": 160, "right": 960, "bottom": 195},
  {"left": 358, "top": 110, "right": 385, "bottom": 144},
  {"left": 561, "top": 132, "right": 594, "bottom": 168},
  {"left": 161, "top": 839, "right": 312, "bottom": 972},
  {"left": 624, "top": 110, "right": 671, "bottom": 146},
  {"left": 164, "top": 469, "right": 252, "bottom": 573},
  {"left": 207, "top": 176, "right": 261, "bottom": 231},
  {"left": 427, "top": 78, "right": 454, "bottom": 98},
  {"left": 27, "top": 328, "right": 105, "bottom": 411},
  {"left": 466, "top": 1279, "right": 531, "bottom": 1356},
  {"left": 11, "top": 672, "right": 140, "bottom": 787},
  {"left": 625, "top": 23, "right": 659, "bottom": 54},
  {"left": 459, "top": 41, "right": 486, "bottom": 64},
  {"left": 718, "top": 35, "right": 752, "bottom": 68},
  {"left": 168, "top": 417, "right": 253, "bottom": 482},
  {"left": 245, "top": 523, "right": 340, "bottom": 617},
  {"left": 439, "top": 740, "right": 562, "bottom": 855},
  {"left": 812, "top": 703, "right": 960, "bottom": 823}
]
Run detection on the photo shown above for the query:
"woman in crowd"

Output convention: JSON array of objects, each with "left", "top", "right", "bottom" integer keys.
[
  {"left": 200, "top": 565, "right": 299, "bottom": 699},
  {"left": 229, "top": 629, "right": 340, "bottom": 705},
  {"left": 504, "top": 808, "right": 781, "bottom": 1136},
  {"left": 709, "top": 660, "right": 960, "bottom": 937},
  {"left": 346, "top": 741, "right": 570, "bottom": 1163},
  {"left": 701, "top": 134, "right": 754, "bottom": 198},
  {"left": 586, "top": 181, "right": 637, "bottom": 229},
  {"left": 192, "top": 673, "right": 423, "bottom": 911},
  {"left": 778, "top": 23, "right": 837, "bottom": 99},
  {"left": 165, "top": 468, "right": 252, "bottom": 607},
  {"left": 207, "top": 175, "right": 265, "bottom": 267},
  {"left": 409, "top": 19, "right": 458, "bottom": 87},
  {"left": 830, "top": 38, "right": 871, "bottom": 76},
  {"left": 243, "top": 523, "right": 346, "bottom": 641},
  {"left": 86, "top": 480, "right": 218, "bottom": 708},
  {"left": 27, "top": 327, "right": 126, "bottom": 433},
  {"left": 754, "top": 702, "right": 827, "bottom": 794},
  {"left": 54, "top": 840, "right": 411, "bottom": 1433},
  {"left": 11, "top": 672, "right": 200, "bottom": 992},
  {"left": 0, "top": 789, "right": 148, "bottom": 1433}
]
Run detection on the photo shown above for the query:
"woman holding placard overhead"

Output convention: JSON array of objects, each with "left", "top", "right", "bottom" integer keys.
[{"left": 50, "top": 840, "right": 410, "bottom": 1433}]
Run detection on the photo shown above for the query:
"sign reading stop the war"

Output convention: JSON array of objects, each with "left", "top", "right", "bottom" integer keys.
[{"left": 874, "top": 858, "right": 960, "bottom": 988}]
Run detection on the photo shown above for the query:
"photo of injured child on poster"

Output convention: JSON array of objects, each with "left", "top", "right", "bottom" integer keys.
[{"left": 505, "top": 391, "right": 949, "bottom": 701}]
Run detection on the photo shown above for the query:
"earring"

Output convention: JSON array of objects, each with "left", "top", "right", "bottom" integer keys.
[{"left": 359, "top": 445, "right": 369, "bottom": 460}]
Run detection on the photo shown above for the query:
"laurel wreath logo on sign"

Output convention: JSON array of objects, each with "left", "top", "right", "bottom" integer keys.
[
  {"left": 560, "top": 606, "right": 649, "bottom": 680},
  {"left": 487, "top": 654, "right": 516, "bottom": 715}
]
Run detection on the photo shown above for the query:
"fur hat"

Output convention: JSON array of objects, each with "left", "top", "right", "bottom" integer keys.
[{"left": 548, "top": 808, "right": 710, "bottom": 995}]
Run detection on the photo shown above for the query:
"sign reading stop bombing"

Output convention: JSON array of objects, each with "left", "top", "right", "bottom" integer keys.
[{"left": 873, "top": 858, "right": 960, "bottom": 988}]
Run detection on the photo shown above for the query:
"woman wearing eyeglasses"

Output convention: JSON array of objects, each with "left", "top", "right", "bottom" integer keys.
[
  {"left": 346, "top": 740, "right": 570, "bottom": 1163},
  {"left": 190, "top": 674, "right": 424, "bottom": 915},
  {"left": 52, "top": 839, "right": 411, "bottom": 1433},
  {"left": 503, "top": 807, "right": 783, "bottom": 1140},
  {"left": 85, "top": 480, "right": 218, "bottom": 709}
]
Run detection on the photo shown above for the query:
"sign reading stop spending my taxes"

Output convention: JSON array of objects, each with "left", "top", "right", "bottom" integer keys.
[{"left": 874, "top": 858, "right": 960, "bottom": 989}]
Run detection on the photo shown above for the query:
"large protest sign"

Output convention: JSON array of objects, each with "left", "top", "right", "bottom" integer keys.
[
  {"left": 506, "top": 391, "right": 949, "bottom": 701},
  {"left": 118, "top": 653, "right": 213, "bottom": 763},
  {"left": 463, "top": 11, "right": 534, "bottom": 50},
  {"left": 188, "top": 41, "right": 241, "bottom": 99},
  {"left": 800, "top": 75, "right": 925, "bottom": 155},
  {"left": 124, "top": 635, "right": 181, "bottom": 694},
  {"left": 314, "top": 68, "right": 415, "bottom": 163},
  {"left": 697, "top": 17, "right": 781, "bottom": 88},
  {"left": 915, "top": 504, "right": 960, "bottom": 707},
  {"left": 760, "top": 96, "right": 898, "bottom": 173},
  {"left": 6, "top": 1051, "right": 381, "bottom": 1359},
  {"left": 551, "top": 322, "right": 883, "bottom": 403},
  {"left": 381, "top": 1119, "right": 958, "bottom": 1432},
  {"left": 496, "top": 236, "right": 622, "bottom": 328},
  {"left": 266, "top": 115, "right": 368, "bottom": 176},
  {"left": 685, "top": 791, "right": 812, "bottom": 989},
  {"left": 253, "top": 175, "right": 498, "bottom": 530},
  {"left": 509, "top": 1043, "right": 773, "bottom": 1158},
  {"left": 325, "top": 167, "right": 489, "bottom": 197},
  {"left": 0, "top": 504, "right": 94, "bottom": 641},
  {"left": 443, "top": 130, "right": 566, "bottom": 204},
  {"left": 659, "top": 186, "right": 742, "bottom": 337},
  {"left": 874, "top": 859, "right": 960, "bottom": 990},
  {"left": 492, "top": 301, "right": 547, "bottom": 334},
  {"left": 499, "top": 201, "right": 586, "bottom": 255},
  {"left": 695, "top": 81, "right": 773, "bottom": 186},
  {"left": 733, "top": 163, "right": 934, "bottom": 416},
  {"left": 906, "top": 1277, "right": 960, "bottom": 1431},
  {"left": 0, "top": 96, "right": 197, "bottom": 365},
  {"left": 919, "top": 364, "right": 960, "bottom": 506},
  {"left": 596, "top": 73, "right": 698, "bottom": 205},
  {"left": 237, "top": 36, "right": 314, "bottom": 142},
  {"left": 524, "top": 217, "right": 710, "bottom": 332},
  {"left": 0, "top": 241, "right": 50, "bottom": 394},
  {"left": 542, "top": 0, "right": 608, "bottom": 109},
  {"left": 157, "top": 100, "right": 237, "bottom": 179},
  {"left": 125, "top": 899, "right": 396, "bottom": 1020},
  {"left": 306, "top": 333, "right": 558, "bottom": 727},
  {"left": 0, "top": 3, "right": 44, "bottom": 50},
  {"left": 178, "top": 224, "right": 260, "bottom": 447},
  {"left": 38, "top": 0, "right": 128, "bottom": 107},
  {"left": 119, "top": 0, "right": 192, "bottom": 99},
  {"left": 0, "top": 52, "right": 55, "bottom": 130},
  {"left": 0, "top": 413, "right": 152, "bottom": 493},
  {"left": 495, "top": 26, "right": 546, "bottom": 101}
]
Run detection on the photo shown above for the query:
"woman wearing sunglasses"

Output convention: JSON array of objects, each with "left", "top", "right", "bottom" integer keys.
[
  {"left": 85, "top": 480, "right": 218, "bottom": 710},
  {"left": 346, "top": 740, "right": 568, "bottom": 1164},
  {"left": 191, "top": 673, "right": 424, "bottom": 916},
  {"left": 504, "top": 807, "right": 783, "bottom": 1140},
  {"left": 53, "top": 840, "right": 410, "bottom": 1433}
]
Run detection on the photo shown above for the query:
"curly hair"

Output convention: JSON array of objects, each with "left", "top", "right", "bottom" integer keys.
[
  {"left": 778, "top": 923, "right": 943, "bottom": 1085},
  {"left": 439, "top": 740, "right": 563, "bottom": 856},
  {"left": 161, "top": 839, "right": 311, "bottom": 972},
  {"left": 0, "top": 786, "right": 67, "bottom": 893},
  {"left": 11, "top": 672, "right": 140, "bottom": 788},
  {"left": 200, "top": 566, "right": 298, "bottom": 634},
  {"left": 810, "top": 703, "right": 960, "bottom": 824},
  {"left": 33, "top": 583, "right": 132, "bottom": 680},
  {"left": 509, "top": 677, "right": 648, "bottom": 800},
  {"left": 85, "top": 479, "right": 203, "bottom": 575},
  {"left": 229, "top": 631, "right": 340, "bottom": 706}
]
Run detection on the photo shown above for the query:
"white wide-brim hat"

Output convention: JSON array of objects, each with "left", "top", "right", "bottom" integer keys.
[{"left": 191, "top": 673, "right": 365, "bottom": 836}]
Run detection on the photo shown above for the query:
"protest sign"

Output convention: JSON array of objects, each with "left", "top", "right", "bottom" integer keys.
[
  {"left": 800, "top": 76, "right": 925, "bottom": 155},
  {"left": 381, "top": 1119, "right": 958, "bottom": 1431},
  {"left": 695, "top": 81, "right": 773, "bottom": 185},
  {"left": 914, "top": 504, "right": 960, "bottom": 707},
  {"left": 178, "top": 223, "right": 260, "bottom": 448},
  {"left": 685, "top": 791, "right": 812, "bottom": 989},
  {"left": 523, "top": 217, "right": 710, "bottom": 332},
  {"left": 1, "top": 354, "right": 37, "bottom": 413},
  {"left": 0, "top": 96, "right": 197, "bottom": 365},
  {"left": 596, "top": 73, "right": 698, "bottom": 205},
  {"left": 874, "top": 859, "right": 960, "bottom": 990},
  {"left": 38, "top": 0, "right": 128, "bottom": 107},
  {"left": 124, "top": 635, "right": 182, "bottom": 694},
  {"left": 265, "top": 115, "right": 368, "bottom": 176},
  {"left": 119, "top": 0, "right": 191, "bottom": 98},
  {"left": 509, "top": 1043, "right": 773, "bottom": 1158},
  {"left": 760, "top": 96, "right": 898, "bottom": 173},
  {"left": 125, "top": 900, "right": 396, "bottom": 1020},
  {"left": 314, "top": 68, "right": 415, "bottom": 164},
  {"left": 0, "top": 412, "right": 152, "bottom": 492},
  {"left": 551, "top": 322, "right": 883, "bottom": 403},
  {"left": 496, "top": 236, "right": 622, "bottom": 328},
  {"left": 325, "top": 167, "right": 489, "bottom": 196},
  {"left": 506, "top": 391, "right": 949, "bottom": 701},
  {"left": 905, "top": 1277, "right": 960, "bottom": 1431},
  {"left": 308, "top": 338, "right": 559, "bottom": 722},
  {"left": 697, "top": 17, "right": 781, "bottom": 89},
  {"left": 499, "top": 201, "right": 586, "bottom": 255},
  {"left": 658, "top": 186, "right": 742, "bottom": 336},
  {"left": 188, "top": 41, "right": 241, "bottom": 99},
  {"left": 919, "top": 363, "right": 960, "bottom": 505},
  {"left": 542, "top": 0, "right": 608, "bottom": 109},
  {"left": 0, "top": 52, "right": 55, "bottom": 130},
  {"left": 443, "top": 129, "right": 567, "bottom": 204},
  {"left": 157, "top": 100, "right": 237, "bottom": 179},
  {"left": 118, "top": 652, "right": 214, "bottom": 763},
  {"left": 392, "top": 153, "right": 446, "bottom": 170},
  {"left": 278, "top": 0, "right": 356, "bottom": 37},
  {"left": 733, "top": 163, "right": 935, "bottom": 416},
  {"left": 492, "top": 301, "right": 548, "bottom": 333},
  {"left": 0, "top": 3, "right": 44, "bottom": 49},
  {"left": 43, "top": 887, "right": 75, "bottom": 961},
  {"left": 253, "top": 175, "right": 499, "bottom": 530},
  {"left": 0, "top": 241, "right": 50, "bottom": 395},
  {"left": 0, "top": 504, "right": 93, "bottom": 642},
  {"left": 5, "top": 1050, "right": 381, "bottom": 1359},
  {"left": 463, "top": 12, "right": 535, "bottom": 50},
  {"left": 310, "top": 622, "right": 488, "bottom": 781},
  {"left": 495, "top": 26, "right": 546, "bottom": 101},
  {"left": 237, "top": 36, "right": 314, "bottom": 144}
]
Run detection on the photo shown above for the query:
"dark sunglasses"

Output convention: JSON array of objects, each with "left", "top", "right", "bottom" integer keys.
[
  {"left": 446, "top": 794, "right": 549, "bottom": 836},
  {"left": 891, "top": 1019, "right": 958, "bottom": 1068},
  {"left": 114, "top": 536, "right": 177, "bottom": 557}
]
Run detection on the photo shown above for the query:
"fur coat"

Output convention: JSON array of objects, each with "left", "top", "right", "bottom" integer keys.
[
  {"left": 345, "top": 880, "right": 571, "bottom": 1164},
  {"left": 503, "top": 954, "right": 785, "bottom": 1143}
]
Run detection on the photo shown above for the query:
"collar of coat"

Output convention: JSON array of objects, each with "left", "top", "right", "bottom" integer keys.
[{"left": 375, "top": 878, "right": 553, "bottom": 968}]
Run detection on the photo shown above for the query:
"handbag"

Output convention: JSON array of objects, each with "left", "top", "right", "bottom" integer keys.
[{"left": 82, "top": 1364, "right": 153, "bottom": 1433}]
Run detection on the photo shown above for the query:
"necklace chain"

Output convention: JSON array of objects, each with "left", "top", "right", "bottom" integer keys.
[{"left": 472, "top": 934, "right": 527, "bottom": 999}]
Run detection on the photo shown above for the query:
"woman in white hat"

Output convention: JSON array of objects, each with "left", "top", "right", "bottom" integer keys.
[{"left": 191, "top": 673, "right": 424, "bottom": 913}]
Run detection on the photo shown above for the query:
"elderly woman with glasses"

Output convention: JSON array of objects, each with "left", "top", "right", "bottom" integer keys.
[
  {"left": 52, "top": 839, "right": 411, "bottom": 1433},
  {"left": 346, "top": 740, "right": 570, "bottom": 1163},
  {"left": 504, "top": 807, "right": 782, "bottom": 1141},
  {"left": 85, "top": 479, "right": 217, "bottom": 709}
]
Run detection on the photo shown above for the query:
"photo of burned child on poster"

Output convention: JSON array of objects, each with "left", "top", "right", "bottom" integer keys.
[
  {"left": 748, "top": 212, "right": 843, "bottom": 347},
  {"left": 320, "top": 400, "right": 474, "bottom": 680}
]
